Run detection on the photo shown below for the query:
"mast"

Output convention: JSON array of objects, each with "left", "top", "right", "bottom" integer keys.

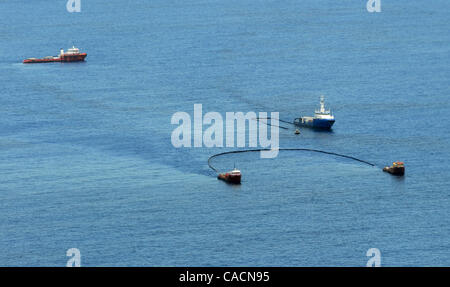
[{"left": 320, "top": 95, "right": 325, "bottom": 113}]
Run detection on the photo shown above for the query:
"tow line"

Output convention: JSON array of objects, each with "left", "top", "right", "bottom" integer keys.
[{"left": 208, "top": 148, "right": 375, "bottom": 174}]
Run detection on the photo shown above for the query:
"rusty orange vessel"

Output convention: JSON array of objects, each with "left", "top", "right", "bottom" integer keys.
[
  {"left": 23, "top": 46, "right": 87, "bottom": 64},
  {"left": 218, "top": 168, "right": 241, "bottom": 184}
]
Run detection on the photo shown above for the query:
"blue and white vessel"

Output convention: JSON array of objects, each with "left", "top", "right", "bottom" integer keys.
[{"left": 294, "top": 96, "right": 335, "bottom": 129}]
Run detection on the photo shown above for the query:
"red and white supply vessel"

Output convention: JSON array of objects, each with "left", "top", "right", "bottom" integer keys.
[
  {"left": 218, "top": 168, "right": 242, "bottom": 184},
  {"left": 23, "top": 46, "right": 87, "bottom": 64}
]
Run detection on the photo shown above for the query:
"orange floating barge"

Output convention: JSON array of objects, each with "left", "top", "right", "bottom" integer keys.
[
  {"left": 23, "top": 46, "right": 86, "bottom": 64},
  {"left": 383, "top": 161, "right": 405, "bottom": 176},
  {"left": 218, "top": 168, "right": 241, "bottom": 184}
]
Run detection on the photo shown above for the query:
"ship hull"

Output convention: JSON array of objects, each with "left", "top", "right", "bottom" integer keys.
[
  {"left": 218, "top": 173, "right": 241, "bottom": 184},
  {"left": 23, "top": 53, "right": 87, "bottom": 64},
  {"left": 383, "top": 166, "right": 405, "bottom": 176},
  {"left": 295, "top": 117, "right": 335, "bottom": 129}
]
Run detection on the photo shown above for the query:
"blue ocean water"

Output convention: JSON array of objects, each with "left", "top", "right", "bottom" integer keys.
[{"left": 0, "top": 0, "right": 449, "bottom": 266}]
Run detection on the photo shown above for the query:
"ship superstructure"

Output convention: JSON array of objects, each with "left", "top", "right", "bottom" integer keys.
[{"left": 294, "top": 96, "right": 335, "bottom": 129}]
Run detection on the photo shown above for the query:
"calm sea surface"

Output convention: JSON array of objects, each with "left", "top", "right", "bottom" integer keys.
[{"left": 0, "top": 0, "right": 449, "bottom": 266}]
